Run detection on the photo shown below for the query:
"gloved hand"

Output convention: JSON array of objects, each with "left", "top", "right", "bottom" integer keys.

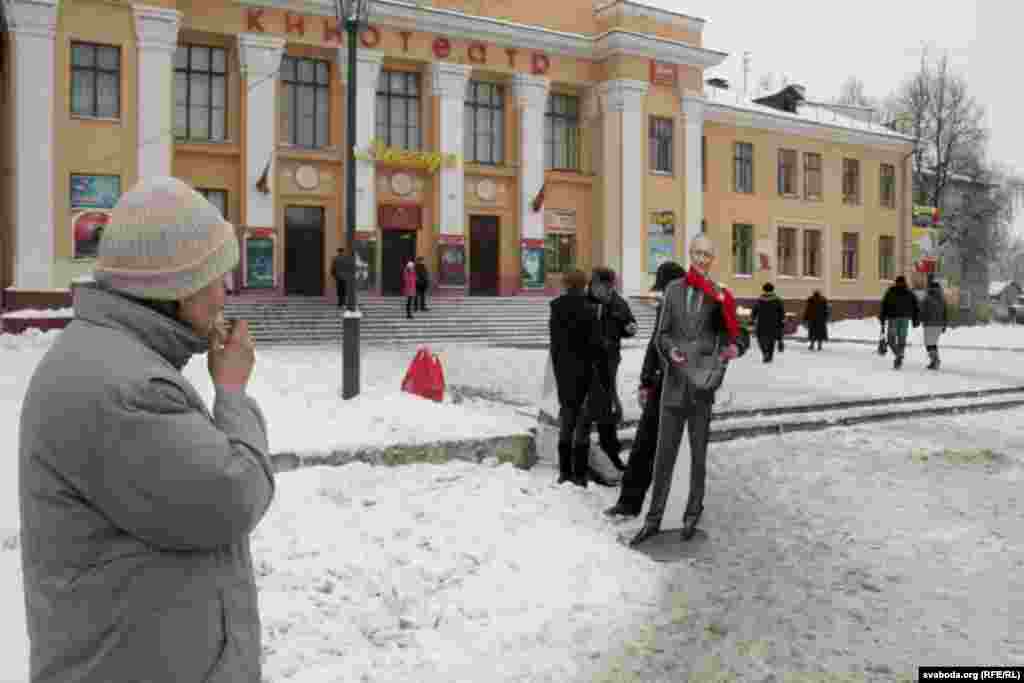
[{"left": 719, "top": 344, "right": 739, "bottom": 361}]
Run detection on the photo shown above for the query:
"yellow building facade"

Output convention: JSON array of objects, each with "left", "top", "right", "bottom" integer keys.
[{"left": 0, "top": 0, "right": 912, "bottom": 313}]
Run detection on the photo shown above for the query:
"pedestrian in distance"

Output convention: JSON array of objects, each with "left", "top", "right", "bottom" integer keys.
[
  {"left": 919, "top": 276, "right": 949, "bottom": 370},
  {"left": 330, "top": 247, "right": 348, "bottom": 308},
  {"left": 803, "top": 289, "right": 830, "bottom": 351},
  {"left": 19, "top": 176, "right": 274, "bottom": 683},
  {"left": 879, "top": 275, "right": 920, "bottom": 369},
  {"left": 630, "top": 235, "right": 743, "bottom": 547},
  {"left": 402, "top": 259, "right": 417, "bottom": 319},
  {"left": 549, "top": 269, "right": 607, "bottom": 486},
  {"left": 751, "top": 282, "right": 786, "bottom": 363},
  {"left": 605, "top": 260, "right": 686, "bottom": 519},
  {"left": 415, "top": 256, "right": 431, "bottom": 312}
]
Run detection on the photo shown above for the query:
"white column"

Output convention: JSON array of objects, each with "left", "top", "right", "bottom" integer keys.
[
  {"left": 237, "top": 33, "right": 285, "bottom": 228},
  {"left": 681, "top": 91, "right": 705, "bottom": 269},
  {"left": 340, "top": 49, "right": 383, "bottom": 233},
  {"left": 599, "top": 79, "right": 648, "bottom": 295},
  {"left": 133, "top": 5, "right": 181, "bottom": 180},
  {"left": 511, "top": 73, "right": 550, "bottom": 245},
  {"left": 6, "top": 0, "right": 59, "bottom": 289},
  {"left": 431, "top": 63, "right": 471, "bottom": 238}
]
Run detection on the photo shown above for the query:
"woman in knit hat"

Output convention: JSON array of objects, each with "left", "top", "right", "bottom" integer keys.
[{"left": 19, "top": 176, "right": 274, "bottom": 683}]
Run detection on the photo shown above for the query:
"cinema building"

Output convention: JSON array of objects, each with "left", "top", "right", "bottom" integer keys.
[{"left": 0, "top": 0, "right": 913, "bottom": 314}]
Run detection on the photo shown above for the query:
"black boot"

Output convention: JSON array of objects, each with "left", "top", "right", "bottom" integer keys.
[
  {"left": 571, "top": 443, "right": 590, "bottom": 488},
  {"left": 604, "top": 501, "right": 640, "bottom": 518},
  {"left": 680, "top": 505, "right": 704, "bottom": 541},
  {"left": 894, "top": 354, "right": 903, "bottom": 370},
  {"left": 557, "top": 442, "right": 573, "bottom": 484},
  {"left": 629, "top": 522, "right": 661, "bottom": 547}
]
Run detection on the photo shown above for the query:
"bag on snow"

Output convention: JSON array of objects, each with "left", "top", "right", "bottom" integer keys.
[
  {"left": 877, "top": 327, "right": 888, "bottom": 356},
  {"left": 401, "top": 347, "right": 445, "bottom": 402}
]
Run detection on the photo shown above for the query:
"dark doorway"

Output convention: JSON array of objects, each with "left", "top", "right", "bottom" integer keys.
[
  {"left": 469, "top": 215, "right": 499, "bottom": 296},
  {"left": 381, "top": 230, "right": 417, "bottom": 295},
  {"left": 284, "top": 206, "right": 325, "bottom": 296}
]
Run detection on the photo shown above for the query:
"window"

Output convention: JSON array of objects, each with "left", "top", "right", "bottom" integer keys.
[
  {"left": 174, "top": 45, "right": 227, "bottom": 142},
  {"left": 375, "top": 70, "right": 421, "bottom": 151},
  {"left": 734, "top": 142, "right": 754, "bottom": 193},
  {"left": 880, "top": 163, "right": 896, "bottom": 208},
  {"left": 281, "top": 56, "right": 330, "bottom": 148},
  {"left": 843, "top": 158, "right": 861, "bottom": 204},
  {"left": 841, "top": 232, "right": 859, "bottom": 279},
  {"left": 545, "top": 233, "right": 575, "bottom": 274},
  {"left": 777, "top": 227, "right": 797, "bottom": 276},
  {"left": 197, "top": 188, "right": 228, "bottom": 220},
  {"left": 878, "top": 235, "right": 895, "bottom": 280},
  {"left": 464, "top": 81, "right": 504, "bottom": 164},
  {"left": 778, "top": 148, "right": 797, "bottom": 195},
  {"left": 649, "top": 116, "right": 673, "bottom": 173},
  {"left": 545, "top": 93, "right": 580, "bottom": 171},
  {"left": 732, "top": 223, "right": 754, "bottom": 275},
  {"left": 804, "top": 152, "right": 822, "bottom": 200},
  {"left": 803, "top": 229, "right": 822, "bottom": 278},
  {"left": 70, "top": 42, "right": 120, "bottom": 119}
]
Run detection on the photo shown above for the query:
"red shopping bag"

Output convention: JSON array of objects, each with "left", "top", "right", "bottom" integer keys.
[{"left": 401, "top": 347, "right": 445, "bottom": 402}]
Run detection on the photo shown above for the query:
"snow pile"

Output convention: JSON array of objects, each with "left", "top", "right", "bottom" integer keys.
[
  {"left": 0, "top": 307, "right": 73, "bottom": 319},
  {"left": 827, "top": 318, "right": 1024, "bottom": 348}
]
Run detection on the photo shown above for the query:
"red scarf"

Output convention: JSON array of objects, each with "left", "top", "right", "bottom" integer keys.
[{"left": 685, "top": 267, "right": 740, "bottom": 342}]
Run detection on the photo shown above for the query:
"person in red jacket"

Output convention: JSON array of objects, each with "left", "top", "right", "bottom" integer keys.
[{"left": 402, "top": 259, "right": 417, "bottom": 319}]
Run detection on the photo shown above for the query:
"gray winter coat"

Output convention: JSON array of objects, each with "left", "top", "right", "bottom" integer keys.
[{"left": 19, "top": 283, "right": 274, "bottom": 683}]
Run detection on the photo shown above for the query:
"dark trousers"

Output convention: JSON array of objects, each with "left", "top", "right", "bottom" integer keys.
[
  {"left": 616, "top": 378, "right": 663, "bottom": 513},
  {"left": 557, "top": 401, "right": 589, "bottom": 481},
  {"left": 757, "top": 334, "right": 777, "bottom": 362},
  {"left": 335, "top": 279, "right": 347, "bottom": 308},
  {"left": 415, "top": 285, "right": 427, "bottom": 311},
  {"left": 406, "top": 296, "right": 415, "bottom": 318},
  {"left": 644, "top": 395, "right": 713, "bottom": 528},
  {"left": 572, "top": 357, "right": 623, "bottom": 464}
]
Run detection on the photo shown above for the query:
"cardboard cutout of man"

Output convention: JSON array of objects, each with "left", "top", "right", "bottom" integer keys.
[{"left": 630, "top": 235, "right": 741, "bottom": 546}]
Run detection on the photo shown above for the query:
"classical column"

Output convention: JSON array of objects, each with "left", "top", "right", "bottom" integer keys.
[
  {"left": 598, "top": 79, "right": 648, "bottom": 295},
  {"left": 5, "top": 0, "right": 59, "bottom": 289},
  {"left": 339, "top": 49, "right": 383, "bottom": 235},
  {"left": 681, "top": 91, "right": 705, "bottom": 269},
  {"left": 431, "top": 63, "right": 471, "bottom": 236},
  {"left": 511, "top": 73, "right": 549, "bottom": 293},
  {"left": 133, "top": 5, "right": 181, "bottom": 180},
  {"left": 237, "top": 33, "right": 285, "bottom": 229}
]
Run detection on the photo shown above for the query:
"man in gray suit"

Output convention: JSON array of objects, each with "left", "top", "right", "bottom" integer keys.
[{"left": 630, "top": 235, "right": 743, "bottom": 546}]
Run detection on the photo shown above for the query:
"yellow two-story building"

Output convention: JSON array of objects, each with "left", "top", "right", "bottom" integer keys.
[{"left": 0, "top": 0, "right": 912, "bottom": 315}]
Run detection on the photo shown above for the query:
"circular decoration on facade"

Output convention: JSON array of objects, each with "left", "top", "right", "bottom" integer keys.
[
  {"left": 477, "top": 178, "right": 497, "bottom": 202},
  {"left": 391, "top": 172, "right": 414, "bottom": 197},
  {"left": 294, "top": 165, "right": 320, "bottom": 191}
]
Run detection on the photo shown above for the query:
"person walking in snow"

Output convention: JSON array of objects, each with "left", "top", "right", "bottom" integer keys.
[
  {"left": 414, "top": 256, "right": 431, "bottom": 312},
  {"left": 879, "top": 275, "right": 920, "bottom": 369},
  {"left": 751, "top": 282, "right": 786, "bottom": 363},
  {"left": 402, "top": 259, "right": 417, "bottom": 319},
  {"left": 630, "top": 235, "right": 742, "bottom": 546},
  {"left": 19, "top": 177, "right": 274, "bottom": 683},
  {"left": 605, "top": 261, "right": 687, "bottom": 518},
  {"left": 919, "top": 276, "right": 949, "bottom": 370},
  {"left": 549, "top": 269, "right": 607, "bottom": 486},
  {"left": 803, "top": 289, "right": 830, "bottom": 351}
]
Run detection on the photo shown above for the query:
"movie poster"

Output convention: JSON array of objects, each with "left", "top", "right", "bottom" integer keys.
[{"left": 70, "top": 174, "right": 120, "bottom": 259}]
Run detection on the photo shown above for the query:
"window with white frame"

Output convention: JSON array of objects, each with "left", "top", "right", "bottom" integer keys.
[
  {"left": 732, "top": 223, "right": 754, "bottom": 276},
  {"left": 804, "top": 152, "right": 822, "bottom": 200},
  {"left": 778, "top": 148, "right": 797, "bottom": 195},
  {"left": 878, "top": 235, "right": 895, "bottom": 280},
  {"left": 880, "top": 163, "right": 896, "bottom": 208},
  {"left": 803, "top": 229, "right": 822, "bottom": 278},
  {"left": 842, "top": 232, "right": 859, "bottom": 279},
  {"left": 777, "top": 227, "right": 797, "bottom": 276},
  {"left": 734, "top": 142, "right": 754, "bottom": 193},
  {"left": 843, "top": 158, "right": 861, "bottom": 204}
]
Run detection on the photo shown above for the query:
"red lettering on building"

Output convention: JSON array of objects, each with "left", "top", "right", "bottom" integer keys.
[
  {"left": 360, "top": 25, "right": 381, "bottom": 48},
  {"left": 246, "top": 8, "right": 265, "bottom": 32},
  {"left": 468, "top": 42, "right": 487, "bottom": 64},
  {"left": 505, "top": 48, "right": 518, "bottom": 68},
  {"left": 285, "top": 12, "right": 304, "bottom": 36},
  {"left": 323, "top": 19, "right": 342, "bottom": 44},
  {"left": 531, "top": 52, "right": 550, "bottom": 75},
  {"left": 399, "top": 30, "right": 412, "bottom": 53},
  {"left": 432, "top": 36, "right": 451, "bottom": 59}
]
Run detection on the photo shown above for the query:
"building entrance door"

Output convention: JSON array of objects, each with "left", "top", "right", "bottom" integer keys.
[
  {"left": 381, "top": 230, "right": 417, "bottom": 295},
  {"left": 469, "top": 215, "right": 499, "bottom": 296},
  {"left": 284, "top": 206, "right": 325, "bottom": 296}
]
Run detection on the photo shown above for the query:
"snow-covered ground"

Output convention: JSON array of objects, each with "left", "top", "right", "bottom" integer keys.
[
  {"left": 2, "top": 325, "right": 1023, "bottom": 681},
  {"left": 826, "top": 318, "right": 1024, "bottom": 348}
]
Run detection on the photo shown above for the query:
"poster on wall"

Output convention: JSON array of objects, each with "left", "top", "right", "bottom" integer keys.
[
  {"left": 353, "top": 235, "right": 377, "bottom": 292},
  {"left": 70, "top": 174, "right": 121, "bottom": 260},
  {"left": 912, "top": 226, "right": 939, "bottom": 272},
  {"left": 438, "top": 236, "right": 466, "bottom": 287},
  {"left": 521, "top": 239, "right": 545, "bottom": 289},
  {"left": 647, "top": 211, "right": 675, "bottom": 274},
  {"left": 245, "top": 236, "right": 275, "bottom": 289}
]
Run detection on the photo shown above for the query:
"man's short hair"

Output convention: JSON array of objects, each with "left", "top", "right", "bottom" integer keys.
[
  {"left": 591, "top": 267, "right": 616, "bottom": 286},
  {"left": 690, "top": 235, "right": 716, "bottom": 255},
  {"left": 563, "top": 269, "right": 588, "bottom": 291}
]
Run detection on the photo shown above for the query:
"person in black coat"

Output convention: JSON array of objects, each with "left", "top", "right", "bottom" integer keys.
[
  {"left": 803, "top": 290, "right": 830, "bottom": 351},
  {"left": 549, "top": 269, "right": 607, "bottom": 486},
  {"left": 880, "top": 275, "right": 920, "bottom": 369},
  {"left": 751, "top": 282, "right": 786, "bottom": 363},
  {"left": 414, "top": 256, "right": 430, "bottom": 312},
  {"left": 330, "top": 248, "right": 348, "bottom": 308},
  {"left": 605, "top": 261, "right": 686, "bottom": 518}
]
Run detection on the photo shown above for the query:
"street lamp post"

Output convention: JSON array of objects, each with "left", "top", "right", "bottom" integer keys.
[{"left": 337, "top": 0, "right": 370, "bottom": 399}]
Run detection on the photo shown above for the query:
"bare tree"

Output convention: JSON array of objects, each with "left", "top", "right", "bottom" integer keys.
[{"left": 836, "top": 76, "right": 874, "bottom": 108}]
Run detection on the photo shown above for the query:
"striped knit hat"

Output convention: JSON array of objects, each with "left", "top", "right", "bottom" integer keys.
[{"left": 94, "top": 176, "right": 239, "bottom": 301}]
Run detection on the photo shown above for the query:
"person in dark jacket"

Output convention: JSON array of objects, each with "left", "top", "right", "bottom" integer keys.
[
  {"left": 919, "top": 277, "right": 948, "bottom": 370},
  {"left": 751, "top": 282, "right": 786, "bottom": 362},
  {"left": 574, "top": 267, "right": 638, "bottom": 477},
  {"left": 330, "top": 248, "right": 348, "bottom": 308},
  {"left": 549, "top": 269, "right": 607, "bottom": 486},
  {"left": 605, "top": 261, "right": 687, "bottom": 518},
  {"left": 803, "top": 290, "right": 830, "bottom": 351},
  {"left": 415, "top": 256, "right": 430, "bottom": 312},
  {"left": 879, "top": 275, "right": 920, "bottom": 369}
]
